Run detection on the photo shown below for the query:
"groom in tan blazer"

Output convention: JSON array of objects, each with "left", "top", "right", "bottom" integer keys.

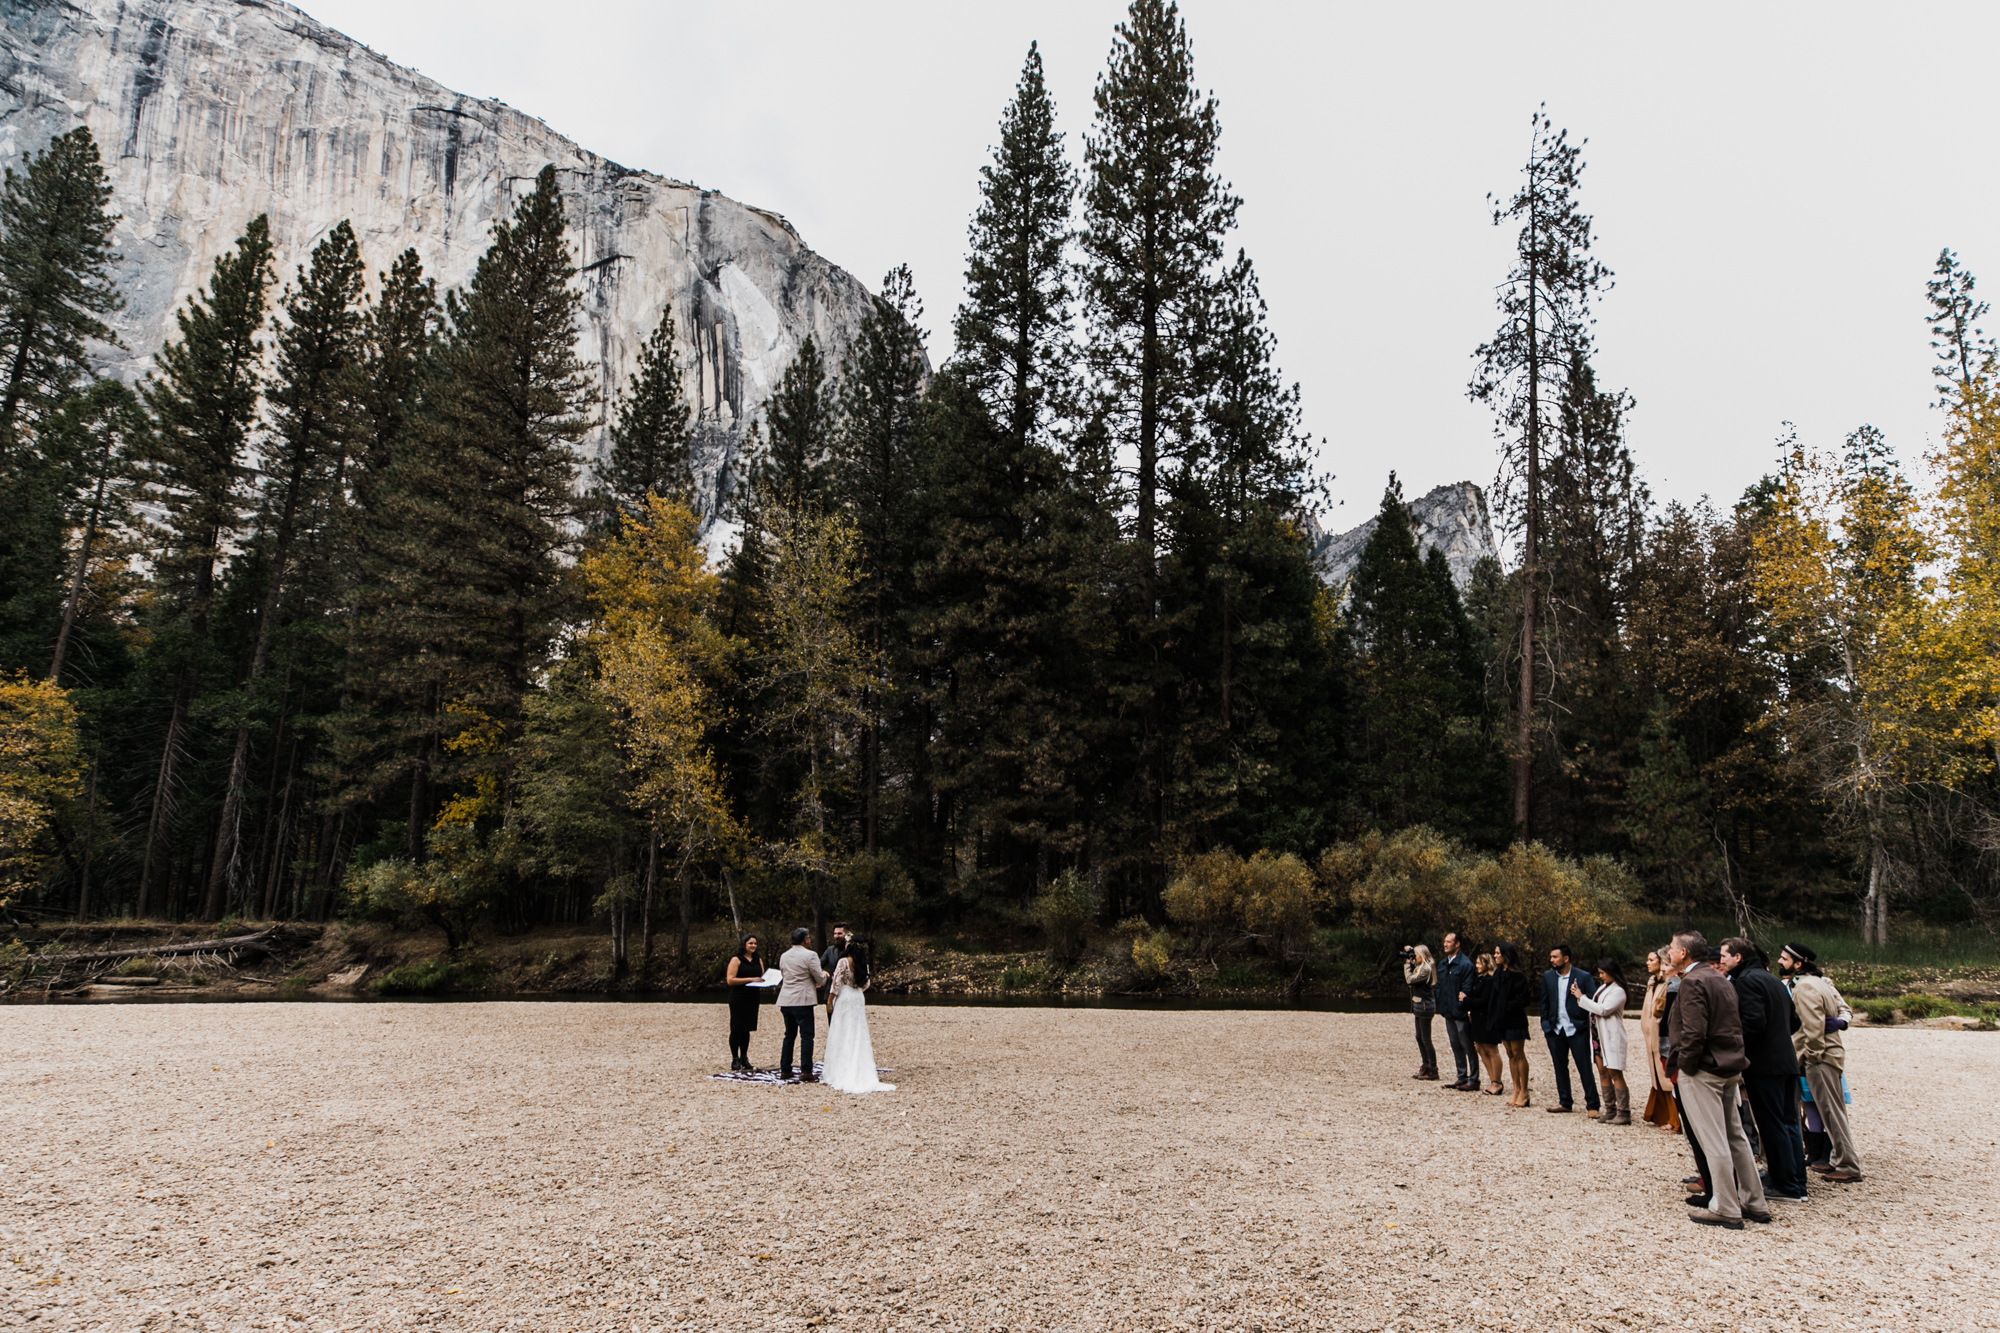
[{"left": 776, "top": 927, "right": 828, "bottom": 1082}]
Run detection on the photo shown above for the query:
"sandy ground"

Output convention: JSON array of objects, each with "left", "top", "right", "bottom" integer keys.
[{"left": 3, "top": 1002, "right": 1995, "bottom": 1333}]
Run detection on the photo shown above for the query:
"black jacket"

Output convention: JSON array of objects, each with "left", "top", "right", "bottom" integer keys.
[
  {"left": 1489, "top": 969, "right": 1530, "bottom": 1039},
  {"left": 1729, "top": 960, "right": 1801, "bottom": 1079},
  {"left": 1540, "top": 966, "right": 1598, "bottom": 1035}
]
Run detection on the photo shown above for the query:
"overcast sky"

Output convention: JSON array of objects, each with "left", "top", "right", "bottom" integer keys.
[{"left": 309, "top": 0, "right": 2000, "bottom": 528}]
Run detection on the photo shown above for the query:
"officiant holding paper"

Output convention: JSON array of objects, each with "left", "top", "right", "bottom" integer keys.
[{"left": 724, "top": 935, "right": 776, "bottom": 1071}]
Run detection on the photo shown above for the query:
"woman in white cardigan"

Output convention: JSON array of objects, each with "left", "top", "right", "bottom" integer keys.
[{"left": 1571, "top": 956, "right": 1631, "bottom": 1125}]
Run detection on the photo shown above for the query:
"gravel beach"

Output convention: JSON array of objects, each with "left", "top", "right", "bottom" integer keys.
[{"left": 4, "top": 1002, "right": 1994, "bottom": 1331}]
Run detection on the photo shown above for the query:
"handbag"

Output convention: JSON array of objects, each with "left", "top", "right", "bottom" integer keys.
[{"left": 1642, "top": 1086, "right": 1680, "bottom": 1132}]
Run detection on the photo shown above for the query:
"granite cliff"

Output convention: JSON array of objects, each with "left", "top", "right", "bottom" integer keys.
[
  {"left": 1311, "top": 480, "right": 1499, "bottom": 591},
  {"left": 0, "top": 0, "right": 881, "bottom": 518}
]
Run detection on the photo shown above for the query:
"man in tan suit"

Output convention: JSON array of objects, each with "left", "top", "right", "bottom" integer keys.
[
  {"left": 777, "top": 927, "right": 828, "bottom": 1082},
  {"left": 1780, "top": 941, "right": 1863, "bottom": 1182}
]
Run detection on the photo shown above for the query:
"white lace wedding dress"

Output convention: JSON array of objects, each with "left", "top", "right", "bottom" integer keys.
[{"left": 822, "top": 959, "right": 894, "bottom": 1094}]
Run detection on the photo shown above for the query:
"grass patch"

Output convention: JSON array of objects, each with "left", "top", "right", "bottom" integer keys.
[
  {"left": 113, "top": 955, "right": 163, "bottom": 978},
  {"left": 1611, "top": 916, "right": 2000, "bottom": 970},
  {"left": 998, "top": 966, "right": 1046, "bottom": 990},
  {"left": 1855, "top": 992, "right": 1992, "bottom": 1024},
  {"left": 372, "top": 959, "right": 483, "bottom": 995},
  {"left": 1209, "top": 964, "right": 1275, "bottom": 989}
]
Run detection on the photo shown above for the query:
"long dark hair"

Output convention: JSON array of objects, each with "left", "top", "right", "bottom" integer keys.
[
  {"left": 1594, "top": 956, "right": 1626, "bottom": 988},
  {"left": 843, "top": 938, "right": 870, "bottom": 988},
  {"left": 734, "top": 934, "right": 760, "bottom": 967},
  {"left": 1496, "top": 941, "right": 1523, "bottom": 973}
]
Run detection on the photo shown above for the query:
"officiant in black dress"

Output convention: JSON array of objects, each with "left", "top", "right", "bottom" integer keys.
[{"left": 724, "top": 935, "right": 770, "bottom": 1071}]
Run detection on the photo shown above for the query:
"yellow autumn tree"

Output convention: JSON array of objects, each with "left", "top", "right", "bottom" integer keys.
[
  {"left": 0, "top": 675, "right": 84, "bottom": 907},
  {"left": 1751, "top": 428, "right": 1932, "bottom": 943},
  {"left": 750, "top": 503, "right": 874, "bottom": 939},
  {"left": 582, "top": 495, "right": 734, "bottom": 966}
]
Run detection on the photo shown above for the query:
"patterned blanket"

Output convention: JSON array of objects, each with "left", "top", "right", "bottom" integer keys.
[{"left": 707, "top": 1062, "right": 892, "bottom": 1086}]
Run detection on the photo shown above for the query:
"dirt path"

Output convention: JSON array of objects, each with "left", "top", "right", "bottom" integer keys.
[{"left": 3, "top": 1004, "right": 1993, "bottom": 1331}]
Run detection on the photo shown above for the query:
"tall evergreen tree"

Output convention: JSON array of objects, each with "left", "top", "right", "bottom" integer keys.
[
  {"left": 387, "top": 166, "right": 592, "bottom": 795},
  {"left": 203, "top": 220, "right": 366, "bottom": 919},
  {"left": 1342, "top": 479, "right": 1501, "bottom": 840},
  {"left": 1927, "top": 247, "right": 1993, "bottom": 407},
  {"left": 133, "top": 215, "right": 275, "bottom": 914},
  {"left": 594, "top": 304, "right": 692, "bottom": 523},
  {"left": 912, "top": 370, "right": 1110, "bottom": 904},
  {"left": 744, "top": 334, "right": 836, "bottom": 515},
  {"left": 957, "top": 42, "right": 1077, "bottom": 457},
  {"left": 1164, "top": 250, "right": 1319, "bottom": 848},
  {"left": 1537, "top": 354, "right": 1646, "bottom": 852},
  {"left": 0, "top": 127, "right": 123, "bottom": 454},
  {"left": 44, "top": 378, "right": 144, "bottom": 683},
  {"left": 832, "top": 266, "right": 928, "bottom": 855},
  {"left": 1081, "top": 0, "right": 1240, "bottom": 895},
  {"left": 1468, "top": 109, "right": 1611, "bottom": 839},
  {"left": 326, "top": 249, "right": 444, "bottom": 860}
]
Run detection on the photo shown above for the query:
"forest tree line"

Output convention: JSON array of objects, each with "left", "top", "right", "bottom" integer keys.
[{"left": 2, "top": 1, "right": 1997, "bottom": 961}]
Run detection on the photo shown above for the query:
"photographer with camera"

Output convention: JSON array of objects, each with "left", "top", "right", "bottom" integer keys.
[{"left": 1404, "top": 943, "right": 1439, "bottom": 1080}]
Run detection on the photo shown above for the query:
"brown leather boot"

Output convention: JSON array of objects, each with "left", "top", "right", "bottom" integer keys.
[{"left": 1612, "top": 1086, "right": 1632, "bottom": 1125}]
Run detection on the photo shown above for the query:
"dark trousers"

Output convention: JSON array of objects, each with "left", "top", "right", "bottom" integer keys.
[
  {"left": 1443, "top": 1017, "right": 1476, "bottom": 1082},
  {"left": 1745, "top": 1073, "right": 1809, "bottom": 1197},
  {"left": 1545, "top": 1025, "right": 1599, "bottom": 1109},
  {"left": 1674, "top": 1082, "right": 1712, "bottom": 1191},
  {"left": 779, "top": 1004, "right": 816, "bottom": 1076},
  {"left": 1413, "top": 1004, "right": 1438, "bottom": 1071}
]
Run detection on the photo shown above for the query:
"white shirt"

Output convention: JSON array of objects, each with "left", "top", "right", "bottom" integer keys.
[{"left": 1554, "top": 967, "right": 1576, "bottom": 1035}]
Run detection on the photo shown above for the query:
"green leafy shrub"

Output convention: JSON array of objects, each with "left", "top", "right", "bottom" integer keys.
[
  {"left": 114, "top": 954, "right": 162, "bottom": 977},
  {"left": 1853, "top": 996, "right": 1904, "bottom": 1023},
  {"left": 373, "top": 959, "right": 480, "bottom": 995},
  {"left": 999, "top": 966, "right": 1045, "bottom": 990},
  {"left": 1034, "top": 869, "right": 1097, "bottom": 967}
]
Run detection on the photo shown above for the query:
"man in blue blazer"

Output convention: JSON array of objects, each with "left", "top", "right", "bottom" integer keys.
[{"left": 1541, "top": 943, "right": 1600, "bottom": 1115}]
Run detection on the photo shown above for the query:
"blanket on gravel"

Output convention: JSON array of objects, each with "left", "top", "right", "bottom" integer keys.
[{"left": 708, "top": 1062, "right": 892, "bottom": 1086}]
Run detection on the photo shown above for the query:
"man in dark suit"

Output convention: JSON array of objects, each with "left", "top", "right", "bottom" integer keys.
[
  {"left": 1541, "top": 943, "right": 1600, "bottom": 1115},
  {"left": 1722, "top": 938, "right": 1809, "bottom": 1202}
]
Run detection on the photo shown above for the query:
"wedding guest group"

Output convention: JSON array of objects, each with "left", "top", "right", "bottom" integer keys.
[{"left": 1427, "top": 926, "right": 1866, "bottom": 1230}]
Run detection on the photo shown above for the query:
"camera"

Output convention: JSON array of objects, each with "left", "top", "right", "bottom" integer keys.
[{"left": 1400, "top": 946, "right": 1416, "bottom": 959}]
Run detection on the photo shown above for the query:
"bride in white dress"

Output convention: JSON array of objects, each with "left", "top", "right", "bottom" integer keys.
[{"left": 822, "top": 941, "right": 894, "bottom": 1094}]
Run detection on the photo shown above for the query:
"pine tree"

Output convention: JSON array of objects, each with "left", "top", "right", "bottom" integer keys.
[
  {"left": 744, "top": 334, "right": 835, "bottom": 515},
  {"left": 1168, "top": 250, "right": 1316, "bottom": 844},
  {"left": 832, "top": 266, "right": 928, "bottom": 854},
  {"left": 1538, "top": 354, "right": 1646, "bottom": 851},
  {"left": 1082, "top": 0, "right": 1236, "bottom": 590},
  {"left": 134, "top": 215, "right": 276, "bottom": 915},
  {"left": 0, "top": 126, "right": 123, "bottom": 455},
  {"left": 1468, "top": 109, "right": 1612, "bottom": 839},
  {"left": 326, "top": 249, "right": 443, "bottom": 860},
  {"left": 593, "top": 303, "right": 692, "bottom": 524},
  {"left": 957, "top": 42, "right": 1077, "bottom": 456},
  {"left": 911, "top": 370, "right": 1108, "bottom": 904},
  {"left": 203, "top": 220, "right": 366, "bottom": 919},
  {"left": 389, "top": 166, "right": 592, "bottom": 794},
  {"left": 1081, "top": 0, "right": 1240, "bottom": 894},
  {"left": 1342, "top": 479, "right": 1500, "bottom": 839},
  {"left": 1927, "top": 247, "right": 1994, "bottom": 407},
  {"left": 45, "top": 378, "right": 144, "bottom": 682}
]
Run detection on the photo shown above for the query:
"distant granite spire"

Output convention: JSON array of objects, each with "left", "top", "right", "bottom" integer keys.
[{"left": 1309, "top": 481, "right": 1500, "bottom": 591}]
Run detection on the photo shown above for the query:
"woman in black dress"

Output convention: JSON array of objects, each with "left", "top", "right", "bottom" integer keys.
[
  {"left": 1460, "top": 948, "right": 1506, "bottom": 1095},
  {"left": 1493, "top": 941, "right": 1533, "bottom": 1107},
  {"left": 724, "top": 934, "right": 767, "bottom": 1071}
]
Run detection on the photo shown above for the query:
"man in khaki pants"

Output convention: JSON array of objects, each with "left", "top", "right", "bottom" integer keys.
[
  {"left": 1666, "top": 930, "right": 1770, "bottom": 1229},
  {"left": 1781, "top": 942, "right": 1863, "bottom": 1182}
]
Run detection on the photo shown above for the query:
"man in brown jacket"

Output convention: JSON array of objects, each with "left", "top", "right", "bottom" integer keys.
[{"left": 1666, "top": 931, "right": 1769, "bottom": 1228}]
